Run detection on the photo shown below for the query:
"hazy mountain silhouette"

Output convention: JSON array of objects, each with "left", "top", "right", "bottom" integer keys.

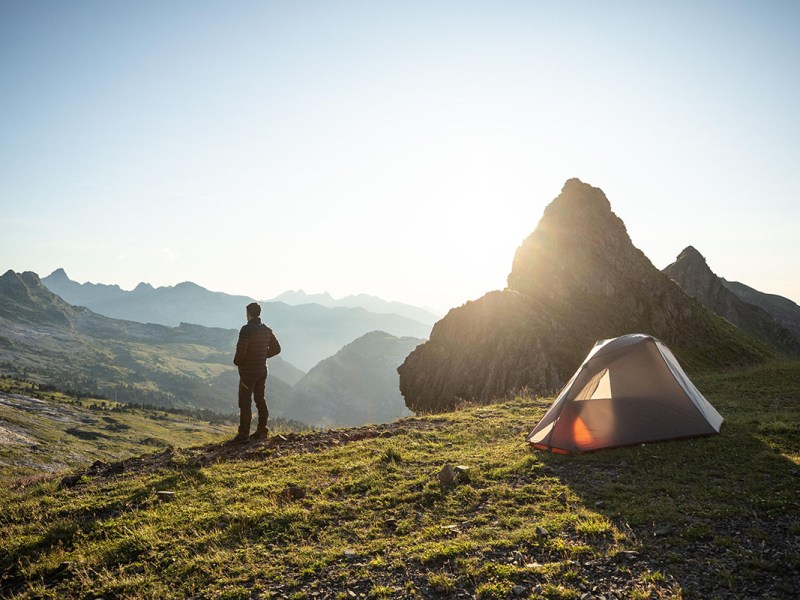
[
  {"left": 398, "top": 179, "right": 773, "bottom": 413},
  {"left": 39, "top": 268, "right": 134, "bottom": 306},
  {"left": 42, "top": 268, "right": 255, "bottom": 328},
  {"left": 663, "top": 246, "right": 800, "bottom": 355},
  {"left": 270, "top": 290, "right": 440, "bottom": 326},
  {"left": 289, "top": 331, "right": 421, "bottom": 428},
  {"left": 42, "top": 270, "right": 432, "bottom": 371}
]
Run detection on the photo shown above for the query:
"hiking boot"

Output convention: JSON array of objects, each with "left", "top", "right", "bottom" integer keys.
[
  {"left": 250, "top": 429, "right": 268, "bottom": 441},
  {"left": 226, "top": 433, "right": 250, "bottom": 445}
]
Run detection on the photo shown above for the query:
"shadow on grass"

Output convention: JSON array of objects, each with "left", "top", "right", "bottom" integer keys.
[{"left": 540, "top": 422, "right": 800, "bottom": 598}]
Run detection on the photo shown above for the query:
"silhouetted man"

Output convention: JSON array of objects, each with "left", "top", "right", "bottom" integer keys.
[{"left": 231, "top": 302, "right": 281, "bottom": 443}]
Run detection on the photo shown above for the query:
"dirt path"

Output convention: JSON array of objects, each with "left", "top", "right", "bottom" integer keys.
[{"left": 59, "top": 417, "right": 446, "bottom": 487}]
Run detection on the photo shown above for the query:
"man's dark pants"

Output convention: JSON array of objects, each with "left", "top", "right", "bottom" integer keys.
[{"left": 238, "top": 375, "right": 268, "bottom": 436}]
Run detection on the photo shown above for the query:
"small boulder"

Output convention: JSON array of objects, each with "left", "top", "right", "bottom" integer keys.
[
  {"left": 438, "top": 464, "right": 471, "bottom": 487},
  {"left": 454, "top": 465, "right": 470, "bottom": 483},
  {"left": 535, "top": 526, "right": 550, "bottom": 538},
  {"left": 439, "top": 464, "right": 458, "bottom": 486}
]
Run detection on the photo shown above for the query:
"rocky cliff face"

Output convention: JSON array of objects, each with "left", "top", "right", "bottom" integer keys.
[
  {"left": 398, "top": 179, "right": 773, "bottom": 413},
  {"left": 663, "top": 247, "right": 800, "bottom": 356}
]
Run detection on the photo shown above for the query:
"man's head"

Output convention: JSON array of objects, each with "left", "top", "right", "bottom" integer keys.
[{"left": 246, "top": 302, "right": 261, "bottom": 321}]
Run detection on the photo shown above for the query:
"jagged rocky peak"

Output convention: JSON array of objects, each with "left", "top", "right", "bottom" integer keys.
[
  {"left": 666, "top": 245, "right": 715, "bottom": 278},
  {"left": 507, "top": 178, "right": 645, "bottom": 302},
  {"left": 1, "top": 269, "right": 43, "bottom": 292},
  {"left": 675, "top": 246, "right": 705, "bottom": 263},
  {"left": 2, "top": 268, "right": 21, "bottom": 282},
  {"left": 667, "top": 246, "right": 718, "bottom": 281},
  {"left": 47, "top": 267, "right": 70, "bottom": 280},
  {"left": 663, "top": 246, "right": 721, "bottom": 301}
]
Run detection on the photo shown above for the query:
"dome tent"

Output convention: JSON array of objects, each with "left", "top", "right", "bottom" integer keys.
[{"left": 527, "top": 334, "right": 723, "bottom": 453}]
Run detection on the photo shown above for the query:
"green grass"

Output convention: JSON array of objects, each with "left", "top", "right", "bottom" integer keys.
[
  {"left": 1, "top": 362, "right": 799, "bottom": 598},
  {"left": 0, "top": 377, "right": 236, "bottom": 482}
]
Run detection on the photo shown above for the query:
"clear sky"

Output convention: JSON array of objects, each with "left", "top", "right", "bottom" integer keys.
[{"left": 2, "top": 1, "right": 798, "bottom": 313}]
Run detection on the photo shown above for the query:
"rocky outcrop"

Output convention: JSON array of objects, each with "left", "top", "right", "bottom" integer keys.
[
  {"left": 396, "top": 291, "right": 567, "bottom": 413},
  {"left": 398, "top": 179, "right": 773, "bottom": 413},
  {"left": 664, "top": 247, "right": 800, "bottom": 356}
]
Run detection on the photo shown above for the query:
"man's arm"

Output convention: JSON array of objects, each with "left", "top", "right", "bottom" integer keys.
[
  {"left": 267, "top": 331, "right": 281, "bottom": 358},
  {"left": 233, "top": 328, "right": 249, "bottom": 366}
]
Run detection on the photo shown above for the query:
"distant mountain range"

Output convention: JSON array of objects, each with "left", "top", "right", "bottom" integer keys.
[
  {"left": 399, "top": 179, "right": 776, "bottom": 413},
  {"left": 1, "top": 270, "right": 422, "bottom": 427},
  {"left": 269, "top": 289, "right": 440, "bottom": 325},
  {"left": 663, "top": 246, "right": 800, "bottom": 356},
  {"left": 42, "top": 268, "right": 432, "bottom": 371}
]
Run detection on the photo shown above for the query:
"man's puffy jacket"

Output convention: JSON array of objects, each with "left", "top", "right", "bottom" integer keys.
[{"left": 233, "top": 317, "right": 281, "bottom": 382}]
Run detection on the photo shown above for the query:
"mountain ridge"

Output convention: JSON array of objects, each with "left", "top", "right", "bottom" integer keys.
[
  {"left": 663, "top": 246, "right": 800, "bottom": 355},
  {"left": 269, "top": 289, "right": 440, "bottom": 325},
  {"left": 721, "top": 279, "right": 800, "bottom": 340}
]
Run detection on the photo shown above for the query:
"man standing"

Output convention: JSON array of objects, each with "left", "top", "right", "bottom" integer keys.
[{"left": 231, "top": 302, "right": 281, "bottom": 443}]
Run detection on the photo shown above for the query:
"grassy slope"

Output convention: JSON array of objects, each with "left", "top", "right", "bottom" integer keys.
[
  {"left": 1, "top": 363, "right": 799, "bottom": 599},
  {"left": 0, "top": 378, "right": 236, "bottom": 482}
]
